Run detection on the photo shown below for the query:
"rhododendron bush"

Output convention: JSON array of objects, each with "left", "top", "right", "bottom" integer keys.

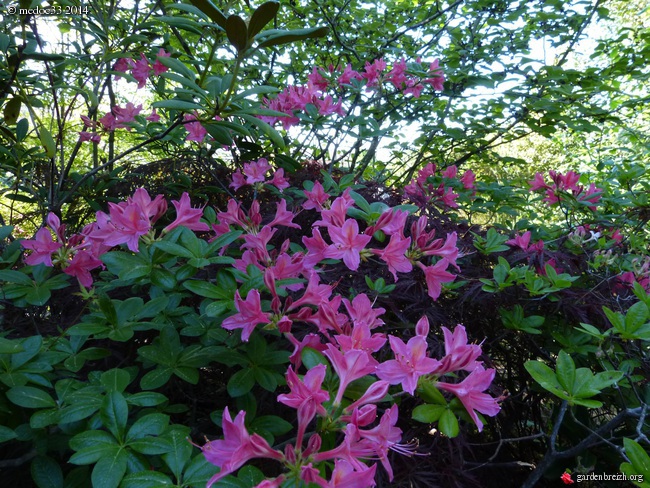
[{"left": 1, "top": 0, "right": 650, "bottom": 488}]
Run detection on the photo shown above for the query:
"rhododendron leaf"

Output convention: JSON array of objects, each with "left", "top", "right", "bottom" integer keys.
[
  {"left": 555, "top": 350, "right": 576, "bottom": 393},
  {"left": 524, "top": 360, "right": 563, "bottom": 394},
  {"left": 205, "top": 123, "right": 233, "bottom": 146},
  {"left": 152, "top": 99, "right": 204, "bottom": 111},
  {"left": 227, "top": 368, "right": 255, "bottom": 397},
  {"left": 625, "top": 302, "right": 649, "bottom": 333},
  {"left": 413, "top": 403, "right": 446, "bottom": 424},
  {"left": 238, "top": 113, "right": 285, "bottom": 148},
  {"left": 255, "top": 26, "right": 330, "bottom": 49},
  {"left": 188, "top": 0, "right": 227, "bottom": 28},
  {"left": 226, "top": 15, "right": 249, "bottom": 53},
  {"left": 302, "top": 347, "right": 328, "bottom": 370},
  {"left": 121, "top": 471, "right": 174, "bottom": 488},
  {"left": 418, "top": 381, "right": 447, "bottom": 405},
  {"left": 39, "top": 127, "right": 56, "bottom": 158},
  {"left": 248, "top": 2, "right": 279, "bottom": 39},
  {"left": 438, "top": 409, "right": 459, "bottom": 438}
]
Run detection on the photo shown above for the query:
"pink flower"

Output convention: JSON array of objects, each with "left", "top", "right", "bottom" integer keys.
[
  {"left": 131, "top": 53, "right": 151, "bottom": 88},
  {"left": 506, "top": 231, "right": 531, "bottom": 252},
  {"left": 437, "top": 365, "right": 501, "bottom": 432},
  {"left": 371, "top": 234, "right": 412, "bottom": 281},
  {"left": 112, "top": 57, "right": 131, "bottom": 74},
  {"left": 362, "top": 58, "right": 387, "bottom": 88},
  {"left": 146, "top": 109, "right": 160, "bottom": 122},
  {"left": 302, "top": 228, "right": 329, "bottom": 268},
  {"left": 434, "top": 325, "right": 482, "bottom": 375},
  {"left": 324, "top": 219, "right": 372, "bottom": 271},
  {"left": 268, "top": 199, "right": 300, "bottom": 229},
  {"left": 528, "top": 172, "right": 548, "bottom": 191},
  {"left": 303, "top": 181, "right": 330, "bottom": 211},
  {"left": 315, "top": 95, "right": 344, "bottom": 117},
  {"left": 323, "top": 344, "right": 377, "bottom": 405},
  {"left": 308, "top": 66, "right": 329, "bottom": 91},
  {"left": 342, "top": 293, "right": 385, "bottom": 330},
  {"left": 230, "top": 170, "right": 247, "bottom": 191},
  {"left": 79, "top": 131, "right": 101, "bottom": 143},
  {"left": 268, "top": 168, "right": 290, "bottom": 191},
  {"left": 418, "top": 259, "right": 456, "bottom": 300},
  {"left": 63, "top": 250, "right": 103, "bottom": 287},
  {"left": 184, "top": 113, "right": 207, "bottom": 142},
  {"left": 94, "top": 202, "right": 151, "bottom": 252},
  {"left": 222, "top": 289, "right": 271, "bottom": 342},
  {"left": 277, "top": 364, "right": 329, "bottom": 447},
  {"left": 128, "top": 188, "right": 167, "bottom": 224},
  {"left": 326, "top": 459, "right": 377, "bottom": 488},
  {"left": 98, "top": 112, "right": 118, "bottom": 131},
  {"left": 113, "top": 102, "right": 142, "bottom": 130},
  {"left": 376, "top": 335, "right": 440, "bottom": 395},
  {"left": 22, "top": 227, "right": 62, "bottom": 266},
  {"left": 460, "top": 169, "right": 476, "bottom": 189},
  {"left": 151, "top": 48, "right": 170, "bottom": 76},
  {"left": 164, "top": 192, "right": 210, "bottom": 233},
  {"left": 243, "top": 158, "right": 272, "bottom": 184},
  {"left": 358, "top": 404, "right": 408, "bottom": 480},
  {"left": 423, "top": 59, "right": 445, "bottom": 91},
  {"left": 338, "top": 63, "right": 362, "bottom": 86},
  {"left": 441, "top": 165, "right": 458, "bottom": 179},
  {"left": 202, "top": 408, "right": 283, "bottom": 487}
]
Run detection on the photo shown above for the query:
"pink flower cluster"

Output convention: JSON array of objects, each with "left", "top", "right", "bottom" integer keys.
[
  {"left": 202, "top": 312, "right": 499, "bottom": 487},
  {"left": 21, "top": 189, "right": 208, "bottom": 287},
  {"left": 528, "top": 170, "right": 602, "bottom": 210},
  {"left": 260, "top": 58, "right": 445, "bottom": 129},
  {"left": 404, "top": 163, "right": 475, "bottom": 209},
  {"left": 230, "top": 158, "right": 290, "bottom": 192},
  {"left": 79, "top": 49, "right": 170, "bottom": 143}
]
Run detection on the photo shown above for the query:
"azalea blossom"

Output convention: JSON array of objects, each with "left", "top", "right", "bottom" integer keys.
[
  {"left": 222, "top": 289, "right": 271, "bottom": 341},
  {"left": 437, "top": 365, "right": 501, "bottom": 432},
  {"left": 417, "top": 259, "right": 456, "bottom": 300},
  {"left": 163, "top": 192, "right": 210, "bottom": 233},
  {"left": 324, "top": 219, "right": 372, "bottom": 271},
  {"left": 22, "top": 227, "right": 62, "bottom": 266}
]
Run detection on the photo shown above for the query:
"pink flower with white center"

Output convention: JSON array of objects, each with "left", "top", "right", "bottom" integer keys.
[
  {"left": 326, "top": 459, "right": 377, "bottom": 488},
  {"left": 151, "top": 48, "right": 170, "bottom": 76},
  {"left": 418, "top": 259, "right": 455, "bottom": 301},
  {"left": 303, "top": 181, "right": 330, "bottom": 211},
  {"left": 63, "top": 250, "right": 103, "bottom": 287},
  {"left": 437, "top": 365, "right": 501, "bottom": 432},
  {"left": 243, "top": 158, "right": 272, "bottom": 184},
  {"left": 434, "top": 325, "right": 482, "bottom": 375},
  {"left": 130, "top": 53, "right": 151, "bottom": 88},
  {"left": 376, "top": 335, "right": 440, "bottom": 395},
  {"left": 268, "top": 168, "right": 290, "bottom": 191},
  {"left": 342, "top": 293, "right": 385, "bottom": 330},
  {"left": 22, "top": 227, "right": 62, "bottom": 266},
  {"left": 221, "top": 289, "right": 271, "bottom": 342},
  {"left": 202, "top": 407, "right": 283, "bottom": 487},
  {"left": 323, "top": 344, "right": 377, "bottom": 405},
  {"left": 277, "top": 364, "right": 330, "bottom": 447},
  {"left": 184, "top": 113, "right": 207, "bottom": 142},
  {"left": 163, "top": 192, "right": 209, "bottom": 233},
  {"left": 324, "top": 219, "right": 372, "bottom": 271},
  {"left": 371, "top": 233, "right": 412, "bottom": 281}
]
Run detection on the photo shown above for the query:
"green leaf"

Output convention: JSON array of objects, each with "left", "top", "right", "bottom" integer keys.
[
  {"left": 162, "top": 426, "right": 193, "bottom": 480},
  {"left": 412, "top": 404, "right": 446, "bottom": 423},
  {"left": 625, "top": 302, "right": 649, "bottom": 333},
  {"left": 238, "top": 114, "right": 285, "bottom": 148},
  {"left": 555, "top": 350, "right": 576, "bottom": 393},
  {"left": 248, "top": 2, "right": 279, "bottom": 39},
  {"left": 438, "top": 409, "right": 459, "bottom": 437},
  {"left": 31, "top": 455, "right": 63, "bottom": 488},
  {"left": 4, "top": 97, "right": 21, "bottom": 125},
  {"left": 188, "top": 0, "right": 227, "bottom": 28},
  {"left": 126, "top": 413, "right": 169, "bottom": 443},
  {"left": 250, "top": 415, "right": 292, "bottom": 436},
  {"left": 121, "top": 471, "right": 173, "bottom": 488},
  {"left": 91, "top": 449, "right": 128, "bottom": 488},
  {"left": 100, "top": 369, "right": 131, "bottom": 393},
  {"left": 153, "top": 99, "right": 205, "bottom": 111},
  {"left": 256, "top": 27, "right": 330, "bottom": 49},
  {"left": 417, "top": 381, "right": 447, "bottom": 405},
  {"left": 140, "top": 367, "right": 174, "bottom": 390},
  {"left": 623, "top": 438, "right": 650, "bottom": 478},
  {"left": 0, "top": 426, "right": 17, "bottom": 443},
  {"left": 6, "top": 386, "right": 56, "bottom": 408},
  {"left": 100, "top": 392, "right": 128, "bottom": 440},
  {"left": 227, "top": 368, "right": 255, "bottom": 397},
  {"left": 226, "top": 15, "right": 248, "bottom": 52},
  {"left": 524, "top": 360, "right": 563, "bottom": 396}
]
